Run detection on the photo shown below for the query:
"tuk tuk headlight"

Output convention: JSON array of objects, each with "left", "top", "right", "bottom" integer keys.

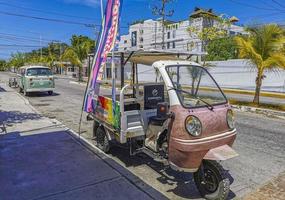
[
  {"left": 227, "top": 110, "right": 235, "bottom": 129},
  {"left": 185, "top": 116, "right": 202, "bottom": 137}
]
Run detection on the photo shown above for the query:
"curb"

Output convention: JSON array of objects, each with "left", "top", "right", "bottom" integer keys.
[{"left": 232, "top": 105, "right": 285, "bottom": 119}]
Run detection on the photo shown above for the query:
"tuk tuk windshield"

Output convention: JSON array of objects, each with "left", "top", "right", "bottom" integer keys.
[
  {"left": 166, "top": 65, "right": 227, "bottom": 108},
  {"left": 26, "top": 68, "right": 52, "bottom": 76}
]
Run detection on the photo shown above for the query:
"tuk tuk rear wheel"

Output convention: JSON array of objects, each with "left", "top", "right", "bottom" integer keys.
[
  {"left": 95, "top": 126, "right": 110, "bottom": 153},
  {"left": 194, "top": 160, "right": 230, "bottom": 200}
]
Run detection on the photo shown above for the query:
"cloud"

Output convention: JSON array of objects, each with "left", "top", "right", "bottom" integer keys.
[{"left": 63, "top": 0, "right": 100, "bottom": 7}]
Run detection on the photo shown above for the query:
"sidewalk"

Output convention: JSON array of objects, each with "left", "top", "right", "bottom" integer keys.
[
  {"left": 0, "top": 83, "right": 166, "bottom": 200},
  {"left": 245, "top": 172, "right": 285, "bottom": 200}
]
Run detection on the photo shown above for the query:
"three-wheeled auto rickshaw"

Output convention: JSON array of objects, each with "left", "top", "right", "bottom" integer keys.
[{"left": 88, "top": 50, "right": 238, "bottom": 200}]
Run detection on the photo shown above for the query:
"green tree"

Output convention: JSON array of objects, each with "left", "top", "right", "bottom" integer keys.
[
  {"left": 0, "top": 59, "right": 7, "bottom": 71},
  {"left": 206, "top": 37, "right": 238, "bottom": 61},
  {"left": 187, "top": 14, "right": 231, "bottom": 57},
  {"left": 62, "top": 35, "right": 95, "bottom": 81},
  {"left": 235, "top": 24, "right": 285, "bottom": 104},
  {"left": 9, "top": 52, "right": 26, "bottom": 69}
]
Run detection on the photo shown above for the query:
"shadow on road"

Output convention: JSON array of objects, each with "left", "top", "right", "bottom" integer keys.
[
  {"left": 26, "top": 92, "right": 60, "bottom": 97},
  {"left": 0, "top": 86, "right": 7, "bottom": 92},
  {"left": 108, "top": 145, "right": 236, "bottom": 199},
  {"left": 0, "top": 110, "right": 42, "bottom": 124}
]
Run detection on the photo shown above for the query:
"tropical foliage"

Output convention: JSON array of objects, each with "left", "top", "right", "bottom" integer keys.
[
  {"left": 0, "top": 59, "right": 7, "bottom": 71},
  {"left": 187, "top": 14, "right": 231, "bottom": 54},
  {"left": 6, "top": 35, "right": 94, "bottom": 81},
  {"left": 62, "top": 35, "right": 95, "bottom": 81},
  {"left": 235, "top": 24, "right": 285, "bottom": 104},
  {"left": 206, "top": 37, "right": 238, "bottom": 61}
]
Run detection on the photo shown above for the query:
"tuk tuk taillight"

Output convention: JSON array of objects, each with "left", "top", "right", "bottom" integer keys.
[
  {"left": 49, "top": 78, "right": 53, "bottom": 81},
  {"left": 29, "top": 78, "right": 33, "bottom": 82}
]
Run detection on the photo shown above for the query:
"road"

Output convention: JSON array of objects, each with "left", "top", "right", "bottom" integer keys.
[{"left": 1, "top": 72, "right": 285, "bottom": 199}]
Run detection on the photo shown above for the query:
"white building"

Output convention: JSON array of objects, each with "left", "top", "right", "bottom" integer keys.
[{"left": 118, "top": 8, "right": 246, "bottom": 53}]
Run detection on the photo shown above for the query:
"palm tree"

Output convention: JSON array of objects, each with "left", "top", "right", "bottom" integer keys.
[
  {"left": 235, "top": 24, "right": 285, "bottom": 104},
  {"left": 62, "top": 35, "right": 94, "bottom": 82},
  {"left": 9, "top": 52, "right": 26, "bottom": 69}
]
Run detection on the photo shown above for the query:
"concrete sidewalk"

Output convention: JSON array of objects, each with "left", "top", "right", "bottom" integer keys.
[{"left": 0, "top": 83, "right": 166, "bottom": 200}]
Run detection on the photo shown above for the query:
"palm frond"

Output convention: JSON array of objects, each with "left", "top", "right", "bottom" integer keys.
[
  {"left": 234, "top": 36, "right": 263, "bottom": 67},
  {"left": 263, "top": 53, "right": 285, "bottom": 71}
]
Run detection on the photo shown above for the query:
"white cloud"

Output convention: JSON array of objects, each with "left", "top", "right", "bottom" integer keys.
[{"left": 63, "top": 0, "right": 100, "bottom": 7}]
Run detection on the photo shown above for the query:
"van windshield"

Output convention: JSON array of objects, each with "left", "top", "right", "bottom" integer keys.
[
  {"left": 26, "top": 68, "right": 52, "bottom": 76},
  {"left": 166, "top": 65, "right": 227, "bottom": 108}
]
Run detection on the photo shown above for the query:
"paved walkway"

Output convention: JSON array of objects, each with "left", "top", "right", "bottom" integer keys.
[
  {"left": 0, "top": 83, "right": 166, "bottom": 200},
  {"left": 245, "top": 172, "right": 285, "bottom": 200}
]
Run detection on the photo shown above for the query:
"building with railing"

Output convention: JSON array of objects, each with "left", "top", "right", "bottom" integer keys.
[{"left": 118, "top": 8, "right": 246, "bottom": 53}]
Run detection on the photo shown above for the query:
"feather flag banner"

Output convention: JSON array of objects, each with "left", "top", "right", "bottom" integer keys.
[{"left": 84, "top": 0, "right": 123, "bottom": 113}]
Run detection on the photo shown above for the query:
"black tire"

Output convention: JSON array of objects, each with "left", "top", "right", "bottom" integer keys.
[
  {"left": 48, "top": 91, "right": 53, "bottom": 95},
  {"left": 93, "top": 120, "right": 99, "bottom": 138},
  {"left": 95, "top": 126, "right": 110, "bottom": 153},
  {"left": 194, "top": 160, "right": 230, "bottom": 200}
]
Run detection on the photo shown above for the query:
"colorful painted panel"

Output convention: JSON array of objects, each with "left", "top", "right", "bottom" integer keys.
[{"left": 94, "top": 96, "right": 120, "bottom": 130}]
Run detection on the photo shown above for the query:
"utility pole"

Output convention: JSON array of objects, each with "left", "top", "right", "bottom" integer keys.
[{"left": 152, "top": 0, "right": 174, "bottom": 49}]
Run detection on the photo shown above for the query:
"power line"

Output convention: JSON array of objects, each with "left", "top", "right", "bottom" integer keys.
[
  {"left": 0, "top": 10, "right": 99, "bottom": 28},
  {"left": 0, "top": 44, "right": 42, "bottom": 47},
  {"left": 0, "top": 1, "right": 97, "bottom": 21},
  {"left": 228, "top": 0, "right": 285, "bottom": 11},
  {"left": 272, "top": 0, "right": 285, "bottom": 9}
]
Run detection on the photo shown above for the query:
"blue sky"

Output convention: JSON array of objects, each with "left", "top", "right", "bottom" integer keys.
[{"left": 0, "top": 0, "right": 285, "bottom": 60}]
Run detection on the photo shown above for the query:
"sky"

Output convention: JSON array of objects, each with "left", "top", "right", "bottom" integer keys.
[{"left": 0, "top": 0, "right": 285, "bottom": 60}]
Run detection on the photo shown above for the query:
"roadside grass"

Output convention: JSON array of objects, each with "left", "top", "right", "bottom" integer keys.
[{"left": 229, "top": 99, "right": 285, "bottom": 112}]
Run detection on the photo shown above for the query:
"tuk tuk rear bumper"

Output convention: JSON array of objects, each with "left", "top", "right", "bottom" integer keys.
[{"left": 169, "top": 129, "right": 237, "bottom": 172}]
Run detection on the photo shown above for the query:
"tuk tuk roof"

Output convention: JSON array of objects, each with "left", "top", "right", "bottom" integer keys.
[{"left": 112, "top": 49, "right": 206, "bottom": 66}]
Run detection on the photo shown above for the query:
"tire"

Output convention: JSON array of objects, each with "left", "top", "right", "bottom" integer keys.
[
  {"left": 95, "top": 126, "right": 110, "bottom": 153},
  {"left": 48, "top": 91, "right": 53, "bottom": 95},
  {"left": 93, "top": 120, "right": 99, "bottom": 138},
  {"left": 194, "top": 160, "right": 230, "bottom": 200}
]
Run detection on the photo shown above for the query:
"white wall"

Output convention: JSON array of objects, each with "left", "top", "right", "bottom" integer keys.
[{"left": 131, "top": 59, "right": 285, "bottom": 93}]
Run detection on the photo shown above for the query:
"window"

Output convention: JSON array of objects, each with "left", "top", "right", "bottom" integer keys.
[
  {"left": 167, "top": 32, "right": 170, "bottom": 39},
  {"left": 172, "top": 30, "right": 176, "bottom": 38},
  {"left": 167, "top": 42, "right": 170, "bottom": 49},
  {"left": 26, "top": 68, "right": 52, "bottom": 76},
  {"left": 131, "top": 31, "right": 137, "bottom": 47},
  {"left": 172, "top": 42, "right": 175, "bottom": 49}
]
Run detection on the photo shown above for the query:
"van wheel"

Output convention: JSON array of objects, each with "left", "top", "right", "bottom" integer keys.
[
  {"left": 95, "top": 126, "right": 110, "bottom": 153},
  {"left": 194, "top": 160, "right": 230, "bottom": 200},
  {"left": 48, "top": 91, "right": 53, "bottom": 95}
]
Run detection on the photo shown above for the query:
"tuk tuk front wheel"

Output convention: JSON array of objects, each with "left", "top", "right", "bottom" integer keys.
[
  {"left": 95, "top": 126, "right": 110, "bottom": 153},
  {"left": 194, "top": 160, "right": 230, "bottom": 200}
]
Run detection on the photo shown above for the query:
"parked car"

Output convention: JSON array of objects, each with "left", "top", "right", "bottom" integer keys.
[{"left": 17, "top": 66, "right": 55, "bottom": 96}]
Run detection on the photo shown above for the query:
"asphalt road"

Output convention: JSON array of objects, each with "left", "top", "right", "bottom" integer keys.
[{"left": 1, "top": 72, "right": 285, "bottom": 200}]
